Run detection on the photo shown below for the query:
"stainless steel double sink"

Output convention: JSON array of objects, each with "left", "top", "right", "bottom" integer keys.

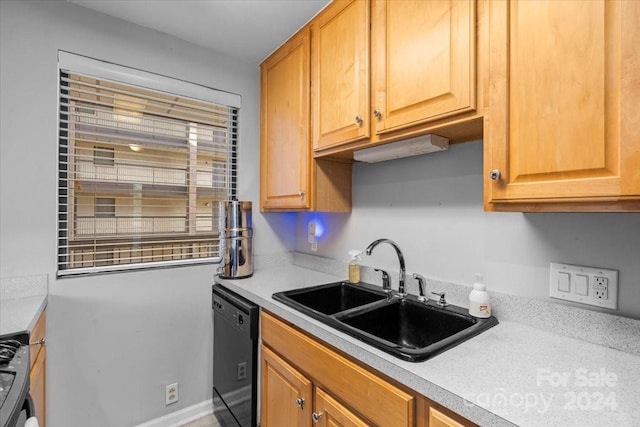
[{"left": 273, "top": 281, "right": 498, "bottom": 362}]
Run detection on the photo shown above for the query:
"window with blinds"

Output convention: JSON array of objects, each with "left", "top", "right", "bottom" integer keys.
[{"left": 58, "top": 55, "right": 238, "bottom": 275}]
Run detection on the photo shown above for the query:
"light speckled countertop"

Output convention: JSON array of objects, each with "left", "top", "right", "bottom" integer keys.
[
  {"left": 217, "top": 264, "right": 640, "bottom": 427},
  {"left": 1, "top": 274, "right": 48, "bottom": 335}
]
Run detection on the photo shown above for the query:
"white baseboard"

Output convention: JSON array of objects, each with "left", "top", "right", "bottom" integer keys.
[{"left": 135, "top": 400, "right": 214, "bottom": 427}]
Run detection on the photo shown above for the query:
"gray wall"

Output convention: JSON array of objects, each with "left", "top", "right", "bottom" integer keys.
[
  {"left": 295, "top": 140, "right": 640, "bottom": 319},
  {"left": 0, "top": 1, "right": 291, "bottom": 425}
]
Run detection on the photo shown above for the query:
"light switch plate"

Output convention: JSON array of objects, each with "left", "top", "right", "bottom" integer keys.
[{"left": 549, "top": 262, "right": 618, "bottom": 310}]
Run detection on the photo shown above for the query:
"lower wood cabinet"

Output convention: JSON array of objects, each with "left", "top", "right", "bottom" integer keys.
[
  {"left": 314, "top": 387, "right": 369, "bottom": 427},
  {"left": 261, "top": 344, "right": 369, "bottom": 427},
  {"left": 260, "top": 311, "right": 476, "bottom": 427},
  {"left": 416, "top": 396, "right": 473, "bottom": 427},
  {"left": 29, "top": 310, "right": 46, "bottom": 427},
  {"left": 261, "top": 344, "right": 312, "bottom": 427}
]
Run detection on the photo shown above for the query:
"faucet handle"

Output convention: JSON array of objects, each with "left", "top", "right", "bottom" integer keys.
[
  {"left": 431, "top": 291, "right": 449, "bottom": 307},
  {"left": 374, "top": 268, "right": 392, "bottom": 292},
  {"left": 412, "top": 273, "right": 427, "bottom": 302}
]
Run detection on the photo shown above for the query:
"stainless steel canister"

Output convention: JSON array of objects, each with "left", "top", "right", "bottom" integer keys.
[{"left": 217, "top": 201, "right": 253, "bottom": 279}]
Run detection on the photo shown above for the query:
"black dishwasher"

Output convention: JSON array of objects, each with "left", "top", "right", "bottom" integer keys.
[{"left": 212, "top": 284, "right": 259, "bottom": 427}]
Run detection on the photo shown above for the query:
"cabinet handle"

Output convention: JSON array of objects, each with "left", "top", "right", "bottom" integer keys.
[
  {"left": 30, "top": 338, "right": 45, "bottom": 346},
  {"left": 373, "top": 109, "right": 382, "bottom": 118},
  {"left": 295, "top": 397, "right": 305, "bottom": 409},
  {"left": 489, "top": 169, "right": 501, "bottom": 181},
  {"left": 298, "top": 191, "right": 305, "bottom": 198},
  {"left": 355, "top": 115, "right": 363, "bottom": 125},
  {"left": 312, "top": 412, "right": 323, "bottom": 423}
]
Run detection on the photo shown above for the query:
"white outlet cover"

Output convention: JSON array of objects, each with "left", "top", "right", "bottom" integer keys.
[
  {"left": 549, "top": 262, "right": 618, "bottom": 310},
  {"left": 308, "top": 221, "right": 316, "bottom": 244},
  {"left": 165, "top": 383, "right": 178, "bottom": 405}
]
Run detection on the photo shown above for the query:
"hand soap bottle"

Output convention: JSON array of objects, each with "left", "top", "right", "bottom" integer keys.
[
  {"left": 468, "top": 273, "right": 491, "bottom": 318},
  {"left": 348, "top": 250, "right": 362, "bottom": 284}
]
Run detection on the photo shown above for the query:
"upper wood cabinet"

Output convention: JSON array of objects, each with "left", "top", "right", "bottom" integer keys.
[
  {"left": 311, "top": 0, "right": 485, "bottom": 158},
  {"left": 261, "top": 27, "right": 352, "bottom": 212},
  {"left": 261, "top": 29, "right": 311, "bottom": 210},
  {"left": 371, "top": 0, "right": 476, "bottom": 134},
  {"left": 484, "top": 0, "right": 640, "bottom": 211},
  {"left": 261, "top": 0, "right": 483, "bottom": 210},
  {"left": 312, "top": 0, "right": 370, "bottom": 150}
]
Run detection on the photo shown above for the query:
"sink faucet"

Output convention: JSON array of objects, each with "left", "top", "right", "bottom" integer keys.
[{"left": 365, "top": 238, "right": 406, "bottom": 297}]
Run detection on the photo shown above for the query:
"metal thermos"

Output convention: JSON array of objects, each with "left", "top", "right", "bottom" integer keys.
[{"left": 218, "top": 201, "right": 253, "bottom": 279}]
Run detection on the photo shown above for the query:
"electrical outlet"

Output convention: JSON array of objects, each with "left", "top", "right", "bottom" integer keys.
[
  {"left": 308, "top": 221, "right": 318, "bottom": 251},
  {"left": 549, "top": 263, "right": 618, "bottom": 310},
  {"left": 594, "top": 276, "right": 608, "bottom": 299},
  {"left": 165, "top": 383, "right": 178, "bottom": 405},
  {"left": 308, "top": 221, "right": 316, "bottom": 244},
  {"left": 237, "top": 362, "right": 247, "bottom": 381}
]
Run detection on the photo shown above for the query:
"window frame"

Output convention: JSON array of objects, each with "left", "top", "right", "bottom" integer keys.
[{"left": 57, "top": 51, "right": 241, "bottom": 276}]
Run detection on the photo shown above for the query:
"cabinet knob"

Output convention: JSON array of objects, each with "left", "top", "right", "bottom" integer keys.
[
  {"left": 489, "top": 169, "right": 501, "bottom": 181},
  {"left": 373, "top": 109, "right": 382, "bottom": 118},
  {"left": 355, "top": 115, "right": 363, "bottom": 125},
  {"left": 295, "top": 397, "right": 305, "bottom": 408},
  {"left": 312, "top": 412, "right": 323, "bottom": 423},
  {"left": 298, "top": 191, "right": 305, "bottom": 198}
]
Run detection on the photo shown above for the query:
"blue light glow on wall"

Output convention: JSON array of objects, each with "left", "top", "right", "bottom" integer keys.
[{"left": 306, "top": 214, "right": 327, "bottom": 241}]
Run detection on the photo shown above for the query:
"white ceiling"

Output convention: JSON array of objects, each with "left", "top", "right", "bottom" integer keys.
[{"left": 68, "top": 0, "right": 330, "bottom": 63}]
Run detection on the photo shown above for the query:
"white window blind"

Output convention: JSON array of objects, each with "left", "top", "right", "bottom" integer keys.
[{"left": 57, "top": 54, "right": 239, "bottom": 276}]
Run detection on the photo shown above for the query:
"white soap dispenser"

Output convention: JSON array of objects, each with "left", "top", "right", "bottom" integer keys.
[
  {"left": 348, "top": 250, "right": 362, "bottom": 284},
  {"left": 468, "top": 273, "right": 491, "bottom": 318}
]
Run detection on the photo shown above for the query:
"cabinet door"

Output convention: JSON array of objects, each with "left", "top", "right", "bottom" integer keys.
[
  {"left": 485, "top": 0, "right": 640, "bottom": 209},
  {"left": 428, "top": 407, "right": 466, "bottom": 427},
  {"left": 260, "top": 29, "right": 311, "bottom": 210},
  {"left": 416, "top": 396, "right": 477, "bottom": 427},
  {"left": 29, "top": 311, "right": 46, "bottom": 427},
  {"left": 261, "top": 344, "right": 312, "bottom": 427},
  {"left": 371, "top": 0, "right": 476, "bottom": 134},
  {"left": 30, "top": 347, "right": 46, "bottom": 427},
  {"left": 312, "top": 0, "right": 370, "bottom": 150},
  {"left": 313, "top": 387, "right": 369, "bottom": 427}
]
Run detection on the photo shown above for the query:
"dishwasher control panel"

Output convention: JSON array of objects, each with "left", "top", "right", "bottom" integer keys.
[{"left": 212, "top": 284, "right": 258, "bottom": 338}]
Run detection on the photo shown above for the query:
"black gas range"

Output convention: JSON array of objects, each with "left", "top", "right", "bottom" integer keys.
[{"left": 0, "top": 332, "right": 34, "bottom": 427}]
